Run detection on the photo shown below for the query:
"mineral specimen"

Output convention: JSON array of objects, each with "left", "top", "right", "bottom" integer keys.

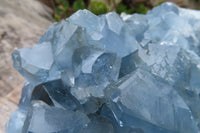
[{"left": 7, "top": 2, "right": 200, "bottom": 133}]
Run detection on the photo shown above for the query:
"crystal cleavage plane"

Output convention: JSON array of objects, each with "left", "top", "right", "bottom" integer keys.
[{"left": 6, "top": 2, "right": 200, "bottom": 133}]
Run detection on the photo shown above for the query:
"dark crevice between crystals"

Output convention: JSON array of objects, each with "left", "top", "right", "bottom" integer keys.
[
  {"left": 31, "top": 85, "right": 54, "bottom": 106},
  {"left": 42, "top": 79, "right": 82, "bottom": 111}
]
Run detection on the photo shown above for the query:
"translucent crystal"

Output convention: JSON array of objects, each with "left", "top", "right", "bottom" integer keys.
[
  {"left": 23, "top": 101, "right": 90, "bottom": 133},
  {"left": 105, "top": 12, "right": 123, "bottom": 35},
  {"left": 71, "top": 51, "right": 121, "bottom": 104},
  {"left": 7, "top": 2, "right": 200, "bottom": 133},
  {"left": 105, "top": 69, "right": 198, "bottom": 133},
  {"left": 12, "top": 42, "right": 53, "bottom": 83},
  {"left": 6, "top": 109, "right": 26, "bottom": 133}
]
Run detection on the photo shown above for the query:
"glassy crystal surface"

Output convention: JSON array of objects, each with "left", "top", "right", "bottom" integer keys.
[
  {"left": 23, "top": 101, "right": 90, "bottom": 133},
  {"left": 7, "top": 2, "right": 200, "bottom": 133},
  {"left": 105, "top": 69, "right": 198, "bottom": 133}
]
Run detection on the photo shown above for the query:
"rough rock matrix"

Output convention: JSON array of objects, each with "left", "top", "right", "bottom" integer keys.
[{"left": 6, "top": 2, "right": 200, "bottom": 133}]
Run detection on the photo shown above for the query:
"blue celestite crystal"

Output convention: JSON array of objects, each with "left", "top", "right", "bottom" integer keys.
[{"left": 7, "top": 2, "right": 200, "bottom": 133}]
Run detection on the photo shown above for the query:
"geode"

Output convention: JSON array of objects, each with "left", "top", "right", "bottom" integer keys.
[{"left": 6, "top": 2, "right": 200, "bottom": 133}]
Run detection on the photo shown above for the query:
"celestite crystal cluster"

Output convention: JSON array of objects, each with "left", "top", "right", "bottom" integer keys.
[{"left": 6, "top": 2, "right": 200, "bottom": 133}]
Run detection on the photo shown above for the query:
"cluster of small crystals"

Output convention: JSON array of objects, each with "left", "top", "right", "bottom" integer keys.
[{"left": 6, "top": 2, "right": 200, "bottom": 133}]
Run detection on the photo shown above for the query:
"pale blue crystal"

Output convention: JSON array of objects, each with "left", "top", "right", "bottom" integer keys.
[
  {"left": 105, "top": 12, "right": 123, "bottom": 35},
  {"left": 23, "top": 101, "right": 90, "bottom": 133},
  {"left": 71, "top": 51, "right": 121, "bottom": 104},
  {"left": 12, "top": 42, "right": 53, "bottom": 83},
  {"left": 105, "top": 69, "right": 198, "bottom": 133},
  {"left": 7, "top": 2, "right": 200, "bottom": 133},
  {"left": 6, "top": 109, "right": 26, "bottom": 133}
]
